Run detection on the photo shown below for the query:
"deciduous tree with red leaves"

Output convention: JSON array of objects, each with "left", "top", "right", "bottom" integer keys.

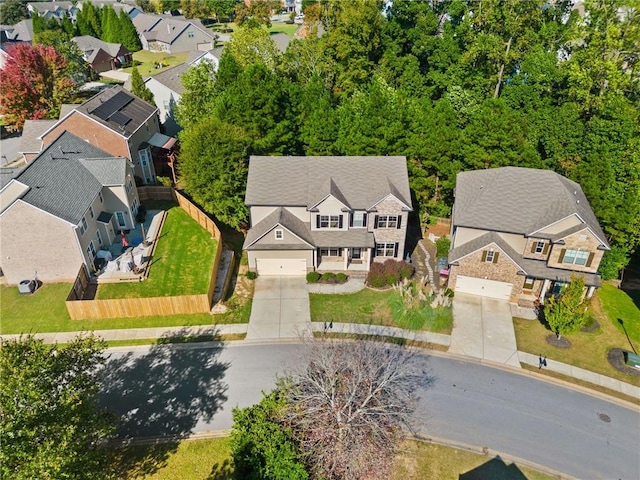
[{"left": 0, "top": 43, "right": 76, "bottom": 130}]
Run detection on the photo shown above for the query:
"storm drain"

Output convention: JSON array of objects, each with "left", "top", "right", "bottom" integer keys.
[{"left": 598, "top": 413, "right": 611, "bottom": 423}]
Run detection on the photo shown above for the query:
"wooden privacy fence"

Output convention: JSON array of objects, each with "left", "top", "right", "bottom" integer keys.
[{"left": 66, "top": 188, "right": 225, "bottom": 320}]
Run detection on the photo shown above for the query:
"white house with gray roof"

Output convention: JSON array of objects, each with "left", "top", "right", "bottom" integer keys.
[
  {"left": 447, "top": 167, "right": 610, "bottom": 305},
  {"left": 243, "top": 156, "right": 412, "bottom": 276},
  {"left": 0, "top": 131, "right": 139, "bottom": 284},
  {"left": 131, "top": 13, "right": 214, "bottom": 54}
]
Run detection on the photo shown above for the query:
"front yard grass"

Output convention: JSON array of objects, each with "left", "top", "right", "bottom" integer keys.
[
  {"left": 309, "top": 288, "right": 452, "bottom": 334},
  {"left": 598, "top": 283, "right": 640, "bottom": 343},
  {"left": 97, "top": 206, "right": 217, "bottom": 299},
  {"left": 108, "top": 437, "right": 556, "bottom": 480},
  {"left": 268, "top": 23, "right": 300, "bottom": 36},
  {"left": 121, "top": 51, "right": 189, "bottom": 77},
  {"left": 513, "top": 284, "right": 640, "bottom": 386},
  {"left": 0, "top": 286, "right": 250, "bottom": 335}
]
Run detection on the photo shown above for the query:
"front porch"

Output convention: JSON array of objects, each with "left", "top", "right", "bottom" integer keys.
[{"left": 316, "top": 247, "right": 371, "bottom": 272}]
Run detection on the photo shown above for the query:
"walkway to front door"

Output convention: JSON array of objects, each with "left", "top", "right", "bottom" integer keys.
[{"left": 246, "top": 276, "right": 311, "bottom": 340}]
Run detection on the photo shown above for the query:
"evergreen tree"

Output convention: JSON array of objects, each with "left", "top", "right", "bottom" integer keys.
[
  {"left": 131, "top": 67, "right": 154, "bottom": 104},
  {"left": 100, "top": 6, "right": 120, "bottom": 43},
  {"left": 118, "top": 10, "right": 142, "bottom": 52}
]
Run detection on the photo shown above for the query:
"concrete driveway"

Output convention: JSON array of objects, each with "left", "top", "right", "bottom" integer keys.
[
  {"left": 449, "top": 293, "right": 520, "bottom": 367},
  {"left": 246, "top": 276, "right": 311, "bottom": 340}
]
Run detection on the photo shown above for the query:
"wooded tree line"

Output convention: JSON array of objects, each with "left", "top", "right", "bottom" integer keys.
[
  {"left": 32, "top": 2, "right": 142, "bottom": 52},
  {"left": 165, "top": 1, "right": 640, "bottom": 273}
]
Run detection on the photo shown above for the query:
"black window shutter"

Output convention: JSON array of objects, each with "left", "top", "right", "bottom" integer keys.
[
  {"left": 316, "top": 216, "right": 320, "bottom": 228},
  {"left": 397, "top": 216, "right": 402, "bottom": 229},
  {"left": 374, "top": 215, "right": 379, "bottom": 229},
  {"left": 559, "top": 248, "right": 566, "bottom": 263},
  {"left": 339, "top": 215, "right": 343, "bottom": 228},
  {"left": 586, "top": 252, "right": 595, "bottom": 268},
  {"left": 493, "top": 252, "right": 500, "bottom": 263},
  {"left": 394, "top": 243, "right": 398, "bottom": 258},
  {"left": 349, "top": 213, "right": 353, "bottom": 228},
  {"left": 363, "top": 214, "right": 367, "bottom": 227},
  {"left": 542, "top": 243, "right": 549, "bottom": 255},
  {"left": 481, "top": 251, "right": 487, "bottom": 262}
]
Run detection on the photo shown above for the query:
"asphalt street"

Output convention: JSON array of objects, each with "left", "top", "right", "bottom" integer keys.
[{"left": 102, "top": 342, "right": 640, "bottom": 480}]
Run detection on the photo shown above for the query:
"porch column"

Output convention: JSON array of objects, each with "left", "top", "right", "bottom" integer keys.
[
  {"left": 539, "top": 279, "right": 550, "bottom": 304},
  {"left": 343, "top": 248, "right": 348, "bottom": 270},
  {"left": 586, "top": 286, "right": 595, "bottom": 299},
  {"left": 313, "top": 248, "right": 318, "bottom": 270}
]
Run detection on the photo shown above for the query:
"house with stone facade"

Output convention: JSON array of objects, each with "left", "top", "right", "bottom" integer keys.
[
  {"left": 243, "top": 156, "right": 412, "bottom": 276},
  {"left": 0, "top": 131, "right": 139, "bottom": 284},
  {"left": 447, "top": 167, "right": 610, "bottom": 305},
  {"left": 38, "top": 86, "right": 171, "bottom": 185},
  {"left": 132, "top": 13, "right": 214, "bottom": 54}
]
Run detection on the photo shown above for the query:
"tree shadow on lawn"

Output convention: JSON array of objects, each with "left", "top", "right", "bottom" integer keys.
[{"left": 100, "top": 328, "right": 229, "bottom": 477}]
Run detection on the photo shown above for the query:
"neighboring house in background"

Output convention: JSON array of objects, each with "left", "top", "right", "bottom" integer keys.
[
  {"left": 27, "top": 2, "right": 79, "bottom": 21},
  {"left": 141, "top": 62, "right": 188, "bottom": 136},
  {"left": 447, "top": 167, "right": 610, "bottom": 305},
  {"left": 187, "top": 47, "right": 222, "bottom": 70},
  {"left": 0, "top": 19, "right": 34, "bottom": 49},
  {"left": 39, "top": 86, "right": 165, "bottom": 184},
  {"left": 0, "top": 131, "right": 139, "bottom": 284},
  {"left": 72, "top": 36, "right": 132, "bottom": 73},
  {"left": 131, "top": 13, "right": 214, "bottom": 53},
  {"left": 19, "top": 119, "right": 58, "bottom": 162},
  {"left": 243, "top": 156, "right": 412, "bottom": 276}
]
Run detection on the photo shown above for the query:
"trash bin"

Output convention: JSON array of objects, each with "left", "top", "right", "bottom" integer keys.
[{"left": 18, "top": 279, "right": 35, "bottom": 294}]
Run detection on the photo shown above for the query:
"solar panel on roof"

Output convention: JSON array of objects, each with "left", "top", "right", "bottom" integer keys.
[
  {"left": 90, "top": 91, "right": 134, "bottom": 120},
  {"left": 110, "top": 111, "right": 131, "bottom": 126}
]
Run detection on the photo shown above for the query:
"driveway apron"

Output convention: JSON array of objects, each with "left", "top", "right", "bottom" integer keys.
[
  {"left": 246, "top": 276, "right": 311, "bottom": 340},
  {"left": 450, "top": 293, "right": 520, "bottom": 367}
]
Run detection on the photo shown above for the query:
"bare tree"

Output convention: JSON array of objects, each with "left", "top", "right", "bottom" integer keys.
[{"left": 281, "top": 338, "right": 430, "bottom": 480}]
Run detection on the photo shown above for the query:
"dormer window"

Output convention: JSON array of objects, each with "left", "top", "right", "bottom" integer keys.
[
  {"left": 351, "top": 212, "right": 366, "bottom": 228},
  {"left": 275, "top": 229, "right": 283, "bottom": 240},
  {"left": 532, "top": 241, "right": 548, "bottom": 254}
]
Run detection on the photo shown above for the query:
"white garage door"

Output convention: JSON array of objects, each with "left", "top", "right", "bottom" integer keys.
[
  {"left": 256, "top": 258, "right": 307, "bottom": 276},
  {"left": 455, "top": 275, "right": 513, "bottom": 301}
]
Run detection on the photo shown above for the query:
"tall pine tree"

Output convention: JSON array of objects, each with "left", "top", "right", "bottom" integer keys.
[
  {"left": 131, "top": 67, "right": 154, "bottom": 104},
  {"left": 118, "top": 10, "right": 141, "bottom": 52}
]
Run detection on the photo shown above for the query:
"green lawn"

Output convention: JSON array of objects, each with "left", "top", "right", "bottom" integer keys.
[
  {"left": 309, "top": 288, "right": 452, "bottom": 333},
  {"left": 0, "top": 287, "right": 250, "bottom": 335},
  {"left": 513, "top": 285, "right": 640, "bottom": 386},
  {"left": 97, "top": 206, "right": 217, "bottom": 299},
  {"left": 121, "top": 51, "right": 189, "bottom": 77},
  {"left": 268, "top": 23, "right": 300, "bottom": 36},
  {"left": 109, "top": 437, "right": 555, "bottom": 480},
  {"left": 598, "top": 283, "right": 640, "bottom": 343}
]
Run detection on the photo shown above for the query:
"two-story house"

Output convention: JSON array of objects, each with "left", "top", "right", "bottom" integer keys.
[
  {"left": 243, "top": 156, "right": 412, "bottom": 276},
  {"left": 0, "top": 131, "right": 140, "bottom": 284},
  {"left": 39, "top": 86, "right": 164, "bottom": 185},
  {"left": 447, "top": 167, "right": 610, "bottom": 304}
]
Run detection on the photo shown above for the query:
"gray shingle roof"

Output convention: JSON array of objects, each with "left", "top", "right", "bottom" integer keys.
[
  {"left": 271, "top": 33, "right": 292, "bottom": 53},
  {"left": 453, "top": 167, "right": 609, "bottom": 247},
  {"left": 149, "top": 62, "right": 189, "bottom": 94},
  {"left": 20, "top": 120, "right": 58, "bottom": 154},
  {"left": 311, "top": 229, "right": 374, "bottom": 248},
  {"left": 72, "top": 35, "right": 128, "bottom": 61},
  {"left": 448, "top": 231, "right": 602, "bottom": 286},
  {"left": 71, "top": 85, "right": 157, "bottom": 138},
  {"left": 244, "top": 207, "right": 314, "bottom": 250},
  {"left": 15, "top": 131, "right": 127, "bottom": 225},
  {"left": 133, "top": 13, "right": 213, "bottom": 44},
  {"left": 28, "top": 2, "right": 74, "bottom": 14},
  {"left": 246, "top": 156, "right": 412, "bottom": 211}
]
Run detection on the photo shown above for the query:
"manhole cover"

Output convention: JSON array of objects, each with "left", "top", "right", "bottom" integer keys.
[{"left": 598, "top": 413, "right": 611, "bottom": 423}]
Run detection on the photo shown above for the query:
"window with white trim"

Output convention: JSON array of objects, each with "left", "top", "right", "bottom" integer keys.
[
  {"left": 376, "top": 215, "right": 398, "bottom": 228},
  {"left": 115, "top": 211, "right": 127, "bottom": 229},
  {"left": 376, "top": 242, "right": 396, "bottom": 257},
  {"left": 534, "top": 241, "right": 545, "bottom": 254},
  {"left": 319, "top": 215, "right": 341, "bottom": 228},
  {"left": 523, "top": 277, "right": 535, "bottom": 289},
  {"left": 485, "top": 251, "right": 495, "bottom": 263},
  {"left": 98, "top": 191, "right": 103, "bottom": 203},
  {"left": 320, "top": 247, "right": 342, "bottom": 257},
  {"left": 88, "top": 206, "right": 94, "bottom": 219},
  {"left": 563, "top": 249, "right": 589, "bottom": 266},
  {"left": 351, "top": 212, "right": 366, "bottom": 228},
  {"left": 79, "top": 217, "right": 88, "bottom": 236},
  {"left": 96, "top": 230, "right": 103, "bottom": 246},
  {"left": 275, "top": 229, "right": 283, "bottom": 240},
  {"left": 86, "top": 241, "right": 96, "bottom": 260}
]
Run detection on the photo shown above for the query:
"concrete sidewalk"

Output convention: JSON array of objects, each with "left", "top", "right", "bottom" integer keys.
[{"left": 308, "top": 278, "right": 365, "bottom": 294}]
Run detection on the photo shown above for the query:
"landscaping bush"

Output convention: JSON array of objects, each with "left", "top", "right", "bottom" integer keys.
[
  {"left": 435, "top": 237, "right": 451, "bottom": 258},
  {"left": 366, "top": 262, "right": 388, "bottom": 288},
  {"left": 156, "top": 176, "right": 172, "bottom": 187},
  {"left": 246, "top": 271, "right": 257, "bottom": 280},
  {"left": 367, "top": 260, "right": 414, "bottom": 287},
  {"left": 321, "top": 272, "right": 337, "bottom": 284},
  {"left": 306, "top": 271, "right": 321, "bottom": 283},
  {"left": 336, "top": 272, "right": 348, "bottom": 283}
]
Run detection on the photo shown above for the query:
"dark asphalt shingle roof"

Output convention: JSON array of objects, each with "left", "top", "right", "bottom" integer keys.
[
  {"left": 453, "top": 167, "right": 609, "bottom": 248},
  {"left": 15, "top": 131, "right": 127, "bottom": 225},
  {"left": 72, "top": 85, "right": 157, "bottom": 138},
  {"left": 244, "top": 207, "right": 314, "bottom": 250},
  {"left": 245, "top": 156, "right": 412, "bottom": 210},
  {"left": 149, "top": 62, "right": 189, "bottom": 94}
]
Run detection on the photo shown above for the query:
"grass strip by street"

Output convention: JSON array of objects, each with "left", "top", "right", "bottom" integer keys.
[
  {"left": 97, "top": 206, "right": 217, "bottom": 299},
  {"left": 107, "top": 437, "right": 558, "bottom": 480},
  {"left": 314, "top": 332, "right": 449, "bottom": 352},
  {"left": 102, "top": 333, "right": 246, "bottom": 348},
  {"left": 0, "top": 283, "right": 251, "bottom": 334}
]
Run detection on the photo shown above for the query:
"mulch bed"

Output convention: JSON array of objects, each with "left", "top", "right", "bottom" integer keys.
[
  {"left": 580, "top": 319, "right": 600, "bottom": 333},
  {"left": 545, "top": 334, "right": 572, "bottom": 349},
  {"left": 607, "top": 348, "right": 640, "bottom": 378}
]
